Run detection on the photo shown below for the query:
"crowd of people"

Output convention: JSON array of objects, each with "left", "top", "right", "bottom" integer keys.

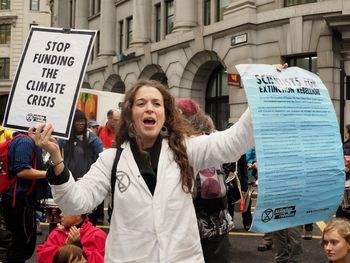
[{"left": 0, "top": 71, "right": 350, "bottom": 262}]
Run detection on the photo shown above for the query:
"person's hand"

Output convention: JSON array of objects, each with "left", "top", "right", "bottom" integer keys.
[
  {"left": 28, "top": 123, "right": 61, "bottom": 161},
  {"left": 274, "top": 63, "right": 288, "bottom": 71},
  {"left": 66, "top": 226, "right": 81, "bottom": 244}
]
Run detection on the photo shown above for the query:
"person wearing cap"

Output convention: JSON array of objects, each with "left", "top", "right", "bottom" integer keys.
[{"left": 87, "top": 120, "right": 102, "bottom": 136}]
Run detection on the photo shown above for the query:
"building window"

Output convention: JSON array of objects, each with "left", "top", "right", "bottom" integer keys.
[
  {"left": 96, "top": 31, "right": 100, "bottom": 56},
  {"left": 285, "top": 54, "right": 317, "bottom": 74},
  {"left": 216, "top": 0, "right": 229, "bottom": 22},
  {"left": 0, "top": 0, "right": 10, "bottom": 9},
  {"left": 0, "top": 58, "right": 10, "bottom": 79},
  {"left": 92, "top": 0, "right": 100, "bottom": 14},
  {"left": 119, "top": 20, "right": 124, "bottom": 52},
  {"left": 0, "top": 24, "right": 11, "bottom": 44},
  {"left": 206, "top": 65, "right": 229, "bottom": 131},
  {"left": 127, "top": 17, "right": 133, "bottom": 48},
  {"left": 90, "top": 47, "right": 95, "bottom": 63},
  {"left": 203, "top": 0, "right": 211, "bottom": 26},
  {"left": 284, "top": 0, "right": 317, "bottom": 7},
  {"left": 0, "top": 95, "right": 9, "bottom": 123},
  {"left": 166, "top": 0, "right": 174, "bottom": 35},
  {"left": 30, "top": 0, "right": 39, "bottom": 11},
  {"left": 155, "top": 4, "right": 161, "bottom": 42}
]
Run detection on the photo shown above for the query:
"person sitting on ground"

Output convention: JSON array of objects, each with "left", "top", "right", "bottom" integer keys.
[
  {"left": 53, "top": 244, "right": 87, "bottom": 263},
  {"left": 36, "top": 212, "right": 107, "bottom": 263},
  {"left": 322, "top": 217, "right": 350, "bottom": 263}
]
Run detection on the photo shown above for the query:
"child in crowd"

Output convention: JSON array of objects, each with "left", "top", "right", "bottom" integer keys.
[{"left": 53, "top": 244, "right": 87, "bottom": 263}]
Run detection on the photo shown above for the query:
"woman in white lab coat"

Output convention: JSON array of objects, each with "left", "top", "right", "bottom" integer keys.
[{"left": 31, "top": 79, "right": 254, "bottom": 263}]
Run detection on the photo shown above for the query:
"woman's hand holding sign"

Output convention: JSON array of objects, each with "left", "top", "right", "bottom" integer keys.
[{"left": 29, "top": 123, "right": 64, "bottom": 174}]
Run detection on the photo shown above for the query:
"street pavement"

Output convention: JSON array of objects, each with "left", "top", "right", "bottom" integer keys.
[{"left": 26, "top": 211, "right": 327, "bottom": 263}]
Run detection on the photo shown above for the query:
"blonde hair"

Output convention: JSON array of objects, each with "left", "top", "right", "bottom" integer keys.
[{"left": 322, "top": 217, "right": 350, "bottom": 246}]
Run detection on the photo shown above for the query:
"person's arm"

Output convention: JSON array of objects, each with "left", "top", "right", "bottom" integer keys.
[
  {"left": 82, "top": 229, "right": 107, "bottom": 263},
  {"left": 36, "top": 230, "right": 64, "bottom": 263},
  {"left": 89, "top": 132, "right": 104, "bottom": 157},
  {"left": 12, "top": 137, "right": 46, "bottom": 179},
  {"left": 17, "top": 168, "right": 46, "bottom": 180}
]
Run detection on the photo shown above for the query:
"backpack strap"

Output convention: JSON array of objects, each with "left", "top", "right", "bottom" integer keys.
[{"left": 110, "top": 147, "right": 123, "bottom": 210}]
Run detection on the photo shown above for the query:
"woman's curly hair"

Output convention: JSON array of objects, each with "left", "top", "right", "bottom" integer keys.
[{"left": 115, "top": 79, "right": 199, "bottom": 194}]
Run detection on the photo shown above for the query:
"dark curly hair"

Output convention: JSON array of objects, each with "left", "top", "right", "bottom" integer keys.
[{"left": 115, "top": 79, "right": 199, "bottom": 193}]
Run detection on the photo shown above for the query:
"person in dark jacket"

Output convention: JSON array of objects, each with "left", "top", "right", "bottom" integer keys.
[
  {"left": 2, "top": 132, "right": 47, "bottom": 263},
  {"left": 58, "top": 109, "right": 103, "bottom": 225}
]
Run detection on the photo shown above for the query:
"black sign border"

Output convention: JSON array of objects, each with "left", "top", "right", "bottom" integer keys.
[{"left": 3, "top": 27, "right": 96, "bottom": 139}]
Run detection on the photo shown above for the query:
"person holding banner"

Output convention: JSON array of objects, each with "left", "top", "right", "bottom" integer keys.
[
  {"left": 322, "top": 218, "right": 350, "bottom": 263},
  {"left": 30, "top": 65, "right": 291, "bottom": 262}
]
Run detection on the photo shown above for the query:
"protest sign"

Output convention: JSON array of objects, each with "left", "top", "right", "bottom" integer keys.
[
  {"left": 236, "top": 64, "right": 345, "bottom": 232},
  {"left": 3, "top": 26, "right": 96, "bottom": 139}
]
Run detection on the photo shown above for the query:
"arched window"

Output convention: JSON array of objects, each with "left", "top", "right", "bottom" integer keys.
[{"left": 205, "top": 65, "right": 229, "bottom": 130}]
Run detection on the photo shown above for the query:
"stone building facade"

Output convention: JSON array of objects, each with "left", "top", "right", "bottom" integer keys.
[
  {"left": 0, "top": 0, "right": 52, "bottom": 119},
  {"left": 3, "top": 0, "right": 350, "bottom": 134}
]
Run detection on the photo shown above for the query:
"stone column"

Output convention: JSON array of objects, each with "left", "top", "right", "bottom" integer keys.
[
  {"left": 173, "top": 0, "right": 197, "bottom": 33},
  {"left": 99, "top": 0, "right": 116, "bottom": 56},
  {"left": 223, "top": 0, "right": 256, "bottom": 21},
  {"left": 130, "top": 0, "right": 152, "bottom": 47},
  {"left": 75, "top": 0, "right": 88, "bottom": 29}
]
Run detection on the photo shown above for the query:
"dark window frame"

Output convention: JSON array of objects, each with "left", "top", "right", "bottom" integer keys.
[
  {"left": 126, "top": 16, "right": 133, "bottom": 48},
  {"left": 0, "top": 0, "right": 10, "bottom": 10},
  {"left": 205, "top": 65, "right": 229, "bottom": 131},
  {"left": 203, "top": 0, "right": 211, "bottom": 26},
  {"left": 165, "top": 0, "right": 174, "bottom": 35},
  {"left": 119, "top": 20, "right": 124, "bottom": 53},
  {"left": 0, "top": 57, "right": 10, "bottom": 79},
  {"left": 155, "top": 3, "right": 161, "bottom": 42},
  {"left": 0, "top": 24, "right": 11, "bottom": 44},
  {"left": 30, "top": 0, "right": 39, "bottom": 11},
  {"left": 285, "top": 54, "right": 318, "bottom": 74},
  {"left": 284, "top": 0, "right": 317, "bottom": 7},
  {"left": 216, "top": 0, "right": 229, "bottom": 22}
]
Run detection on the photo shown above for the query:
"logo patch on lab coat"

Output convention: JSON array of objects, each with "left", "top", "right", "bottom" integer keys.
[{"left": 116, "top": 171, "right": 131, "bottom": 192}]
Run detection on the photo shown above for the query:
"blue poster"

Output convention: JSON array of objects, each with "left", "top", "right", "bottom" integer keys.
[{"left": 236, "top": 64, "right": 345, "bottom": 232}]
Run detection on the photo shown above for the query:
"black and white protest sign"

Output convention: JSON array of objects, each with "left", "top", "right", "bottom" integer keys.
[{"left": 3, "top": 26, "right": 96, "bottom": 139}]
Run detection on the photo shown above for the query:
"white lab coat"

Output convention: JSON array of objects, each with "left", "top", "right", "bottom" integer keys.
[{"left": 50, "top": 109, "right": 254, "bottom": 263}]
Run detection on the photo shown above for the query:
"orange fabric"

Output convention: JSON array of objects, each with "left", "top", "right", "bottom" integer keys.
[{"left": 98, "top": 125, "right": 115, "bottom": 149}]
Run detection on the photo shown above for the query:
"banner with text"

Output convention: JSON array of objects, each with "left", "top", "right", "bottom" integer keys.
[
  {"left": 3, "top": 26, "right": 96, "bottom": 139},
  {"left": 236, "top": 64, "right": 345, "bottom": 232}
]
